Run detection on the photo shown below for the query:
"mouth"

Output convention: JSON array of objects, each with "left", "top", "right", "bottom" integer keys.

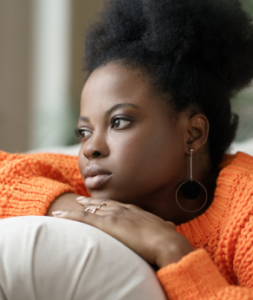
[{"left": 84, "top": 165, "right": 112, "bottom": 189}]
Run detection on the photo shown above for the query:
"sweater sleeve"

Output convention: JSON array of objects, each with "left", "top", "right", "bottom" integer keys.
[
  {"left": 157, "top": 249, "right": 253, "bottom": 300},
  {"left": 156, "top": 153, "right": 253, "bottom": 300},
  {"left": 0, "top": 151, "right": 88, "bottom": 219},
  {"left": 157, "top": 235, "right": 253, "bottom": 300}
]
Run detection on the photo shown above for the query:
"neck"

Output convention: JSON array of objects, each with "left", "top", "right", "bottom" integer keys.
[{"left": 137, "top": 148, "right": 217, "bottom": 225}]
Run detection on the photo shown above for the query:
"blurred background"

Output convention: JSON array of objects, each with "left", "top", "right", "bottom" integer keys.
[
  {"left": 0, "top": 0, "right": 103, "bottom": 153},
  {"left": 0, "top": 0, "right": 252, "bottom": 153}
]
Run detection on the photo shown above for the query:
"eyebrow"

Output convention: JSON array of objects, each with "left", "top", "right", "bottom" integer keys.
[
  {"left": 78, "top": 102, "right": 141, "bottom": 123},
  {"left": 78, "top": 116, "right": 90, "bottom": 123},
  {"left": 105, "top": 102, "right": 141, "bottom": 117}
]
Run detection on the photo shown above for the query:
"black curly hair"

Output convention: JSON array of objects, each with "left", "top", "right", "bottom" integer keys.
[{"left": 84, "top": 0, "right": 253, "bottom": 166}]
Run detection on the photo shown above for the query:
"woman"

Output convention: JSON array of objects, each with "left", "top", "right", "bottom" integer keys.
[{"left": 1, "top": 0, "right": 253, "bottom": 299}]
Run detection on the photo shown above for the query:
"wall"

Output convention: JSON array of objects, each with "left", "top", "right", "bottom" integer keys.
[
  {"left": 0, "top": 0, "right": 103, "bottom": 153},
  {"left": 0, "top": 0, "right": 32, "bottom": 152},
  {"left": 70, "top": 0, "right": 104, "bottom": 114}
]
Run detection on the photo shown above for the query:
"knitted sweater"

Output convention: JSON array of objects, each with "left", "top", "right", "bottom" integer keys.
[{"left": 0, "top": 150, "right": 253, "bottom": 299}]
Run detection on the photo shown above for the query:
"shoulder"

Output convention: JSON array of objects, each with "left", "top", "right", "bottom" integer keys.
[
  {"left": 217, "top": 152, "right": 253, "bottom": 213},
  {"left": 0, "top": 151, "right": 78, "bottom": 165},
  {"left": 216, "top": 152, "right": 253, "bottom": 246},
  {"left": 228, "top": 151, "right": 253, "bottom": 171},
  {"left": 0, "top": 151, "right": 79, "bottom": 178},
  {"left": 218, "top": 152, "right": 253, "bottom": 172},
  {"left": 218, "top": 152, "right": 253, "bottom": 184}
]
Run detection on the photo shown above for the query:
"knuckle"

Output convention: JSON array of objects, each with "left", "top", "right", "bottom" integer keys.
[
  {"left": 81, "top": 197, "right": 92, "bottom": 205},
  {"left": 87, "top": 198, "right": 93, "bottom": 203},
  {"left": 104, "top": 214, "right": 118, "bottom": 224},
  {"left": 100, "top": 198, "right": 109, "bottom": 205},
  {"left": 78, "top": 210, "right": 87, "bottom": 218},
  {"left": 117, "top": 206, "right": 127, "bottom": 213},
  {"left": 126, "top": 204, "right": 140, "bottom": 210},
  {"left": 112, "top": 205, "right": 130, "bottom": 216}
]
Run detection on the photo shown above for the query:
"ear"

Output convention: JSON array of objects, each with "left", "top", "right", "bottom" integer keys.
[{"left": 185, "top": 114, "right": 209, "bottom": 154}]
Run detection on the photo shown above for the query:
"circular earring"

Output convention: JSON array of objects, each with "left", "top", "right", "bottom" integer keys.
[{"left": 175, "top": 149, "right": 207, "bottom": 213}]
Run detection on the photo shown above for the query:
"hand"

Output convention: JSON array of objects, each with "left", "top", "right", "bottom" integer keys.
[
  {"left": 46, "top": 193, "right": 83, "bottom": 216},
  {"left": 52, "top": 197, "right": 194, "bottom": 268}
]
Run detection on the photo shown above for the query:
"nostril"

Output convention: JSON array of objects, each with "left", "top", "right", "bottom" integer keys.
[{"left": 93, "top": 151, "right": 101, "bottom": 158}]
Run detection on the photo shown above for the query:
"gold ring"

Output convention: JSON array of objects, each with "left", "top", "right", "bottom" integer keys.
[
  {"left": 84, "top": 201, "right": 107, "bottom": 214},
  {"left": 98, "top": 200, "right": 107, "bottom": 209},
  {"left": 85, "top": 206, "right": 100, "bottom": 214}
]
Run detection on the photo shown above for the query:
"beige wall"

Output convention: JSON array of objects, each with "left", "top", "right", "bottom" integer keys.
[
  {"left": 70, "top": 0, "right": 104, "bottom": 114},
  {"left": 0, "top": 0, "right": 32, "bottom": 152},
  {"left": 0, "top": 0, "right": 104, "bottom": 153}
]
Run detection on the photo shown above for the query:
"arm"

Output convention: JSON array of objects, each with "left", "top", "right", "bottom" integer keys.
[
  {"left": 46, "top": 193, "right": 82, "bottom": 216},
  {"left": 53, "top": 197, "right": 253, "bottom": 300},
  {"left": 158, "top": 225, "right": 253, "bottom": 300},
  {"left": 0, "top": 151, "right": 88, "bottom": 218},
  {"left": 157, "top": 250, "right": 243, "bottom": 300}
]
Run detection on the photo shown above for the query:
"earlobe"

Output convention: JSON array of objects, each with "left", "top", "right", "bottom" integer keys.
[{"left": 186, "top": 114, "right": 209, "bottom": 154}]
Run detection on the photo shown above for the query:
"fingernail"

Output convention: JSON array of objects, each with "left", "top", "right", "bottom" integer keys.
[
  {"left": 52, "top": 211, "right": 67, "bottom": 217},
  {"left": 76, "top": 196, "right": 89, "bottom": 203}
]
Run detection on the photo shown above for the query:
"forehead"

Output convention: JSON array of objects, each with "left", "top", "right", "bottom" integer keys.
[{"left": 80, "top": 63, "right": 167, "bottom": 114}]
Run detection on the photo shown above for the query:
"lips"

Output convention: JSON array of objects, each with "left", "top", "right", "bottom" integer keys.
[{"left": 84, "top": 165, "right": 112, "bottom": 189}]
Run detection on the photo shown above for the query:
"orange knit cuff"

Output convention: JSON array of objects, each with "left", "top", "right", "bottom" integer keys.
[
  {"left": 0, "top": 177, "right": 74, "bottom": 219},
  {"left": 157, "top": 249, "right": 229, "bottom": 300}
]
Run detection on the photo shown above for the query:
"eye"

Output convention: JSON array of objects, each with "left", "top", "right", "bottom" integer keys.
[
  {"left": 111, "top": 118, "right": 130, "bottom": 129},
  {"left": 75, "top": 128, "right": 92, "bottom": 139}
]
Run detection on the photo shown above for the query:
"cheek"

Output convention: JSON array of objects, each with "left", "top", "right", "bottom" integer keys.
[
  {"left": 108, "top": 128, "right": 184, "bottom": 187},
  {"left": 78, "top": 146, "right": 86, "bottom": 180}
]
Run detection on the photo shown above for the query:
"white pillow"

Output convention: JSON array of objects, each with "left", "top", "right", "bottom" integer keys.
[{"left": 0, "top": 216, "right": 166, "bottom": 300}]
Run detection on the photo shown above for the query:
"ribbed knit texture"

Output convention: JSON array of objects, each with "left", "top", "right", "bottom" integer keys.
[
  {"left": 157, "top": 152, "right": 253, "bottom": 299},
  {"left": 1, "top": 150, "right": 253, "bottom": 299},
  {"left": 0, "top": 152, "right": 88, "bottom": 218}
]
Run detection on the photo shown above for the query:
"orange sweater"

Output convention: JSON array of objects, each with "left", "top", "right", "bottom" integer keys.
[{"left": 0, "top": 150, "right": 253, "bottom": 299}]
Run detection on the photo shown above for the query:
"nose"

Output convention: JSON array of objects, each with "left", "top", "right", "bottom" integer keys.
[{"left": 82, "top": 132, "right": 109, "bottom": 160}]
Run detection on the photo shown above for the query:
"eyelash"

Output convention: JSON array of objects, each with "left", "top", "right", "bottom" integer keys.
[
  {"left": 75, "top": 128, "right": 81, "bottom": 137},
  {"left": 110, "top": 117, "right": 131, "bottom": 129},
  {"left": 75, "top": 117, "right": 131, "bottom": 139},
  {"left": 75, "top": 128, "right": 90, "bottom": 139}
]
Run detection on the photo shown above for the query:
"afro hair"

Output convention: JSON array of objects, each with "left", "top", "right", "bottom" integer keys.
[{"left": 84, "top": 0, "right": 253, "bottom": 166}]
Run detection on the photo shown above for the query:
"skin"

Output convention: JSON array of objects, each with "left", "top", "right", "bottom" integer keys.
[{"left": 46, "top": 62, "right": 217, "bottom": 268}]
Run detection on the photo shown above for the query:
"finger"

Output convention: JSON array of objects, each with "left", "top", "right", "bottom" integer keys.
[
  {"left": 52, "top": 208, "right": 118, "bottom": 219},
  {"left": 76, "top": 196, "right": 92, "bottom": 206},
  {"left": 84, "top": 208, "right": 116, "bottom": 217},
  {"left": 52, "top": 210, "right": 126, "bottom": 249},
  {"left": 52, "top": 210, "right": 102, "bottom": 228},
  {"left": 76, "top": 196, "right": 123, "bottom": 208},
  {"left": 82, "top": 204, "right": 108, "bottom": 214},
  {"left": 166, "top": 221, "right": 177, "bottom": 230}
]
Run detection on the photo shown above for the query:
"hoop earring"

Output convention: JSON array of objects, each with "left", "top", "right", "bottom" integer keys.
[{"left": 175, "top": 149, "right": 207, "bottom": 213}]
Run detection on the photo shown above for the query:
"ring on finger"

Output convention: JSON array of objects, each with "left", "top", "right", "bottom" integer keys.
[
  {"left": 84, "top": 206, "right": 100, "bottom": 214},
  {"left": 99, "top": 200, "right": 107, "bottom": 209},
  {"left": 84, "top": 201, "right": 107, "bottom": 214}
]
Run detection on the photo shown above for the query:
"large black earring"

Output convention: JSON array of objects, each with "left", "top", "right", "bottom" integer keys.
[{"left": 175, "top": 149, "right": 207, "bottom": 213}]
